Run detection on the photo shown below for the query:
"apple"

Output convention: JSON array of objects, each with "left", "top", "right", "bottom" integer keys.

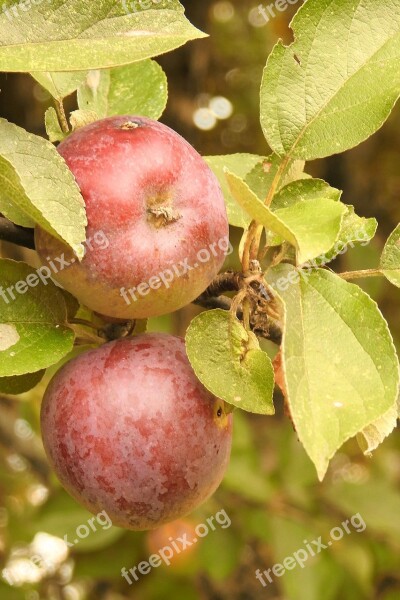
[
  {"left": 40, "top": 334, "right": 233, "bottom": 530},
  {"left": 35, "top": 116, "right": 229, "bottom": 320},
  {"left": 146, "top": 519, "right": 199, "bottom": 569}
]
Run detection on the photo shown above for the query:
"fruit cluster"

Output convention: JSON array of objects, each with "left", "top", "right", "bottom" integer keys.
[{"left": 38, "top": 117, "right": 233, "bottom": 530}]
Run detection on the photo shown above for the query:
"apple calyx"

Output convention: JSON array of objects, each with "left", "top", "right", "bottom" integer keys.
[
  {"left": 120, "top": 121, "right": 140, "bottom": 130},
  {"left": 147, "top": 206, "right": 182, "bottom": 228},
  {"left": 213, "top": 398, "right": 233, "bottom": 429}
]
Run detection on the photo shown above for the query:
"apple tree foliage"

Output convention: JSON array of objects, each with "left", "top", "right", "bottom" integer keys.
[{"left": 0, "top": 0, "right": 400, "bottom": 480}]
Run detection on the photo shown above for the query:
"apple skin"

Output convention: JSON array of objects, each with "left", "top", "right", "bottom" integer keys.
[
  {"left": 35, "top": 116, "right": 229, "bottom": 320},
  {"left": 40, "top": 334, "right": 233, "bottom": 530}
]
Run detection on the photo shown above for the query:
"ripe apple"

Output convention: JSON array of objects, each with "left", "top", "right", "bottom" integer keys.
[
  {"left": 146, "top": 519, "right": 199, "bottom": 569},
  {"left": 35, "top": 116, "right": 229, "bottom": 320},
  {"left": 40, "top": 334, "right": 233, "bottom": 530}
]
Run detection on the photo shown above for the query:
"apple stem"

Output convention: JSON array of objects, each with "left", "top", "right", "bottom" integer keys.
[
  {"left": 71, "top": 324, "right": 105, "bottom": 345},
  {"left": 70, "top": 318, "right": 99, "bottom": 331},
  {"left": 242, "top": 220, "right": 260, "bottom": 272},
  {"left": 54, "top": 99, "right": 70, "bottom": 134},
  {"left": 242, "top": 297, "right": 251, "bottom": 331},
  {"left": 98, "top": 321, "right": 136, "bottom": 341}
]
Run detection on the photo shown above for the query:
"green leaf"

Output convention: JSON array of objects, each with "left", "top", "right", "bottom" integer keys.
[
  {"left": 268, "top": 265, "right": 400, "bottom": 480},
  {"left": 260, "top": 0, "right": 400, "bottom": 159},
  {"left": 275, "top": 199, "right": 346, "bottom": 264},
  {"left": 0, "top": 260, "right": 75, "bottom": 377},
  {"left": 140, "top": 578, "right": 199, "bottom": 600},
  {"left": 0, "top": 583, "right": 23, "bottom": 600},
  {"left": 0, "top": 155, "right": 35, "bottom": 227},
  {"left": 204, "top": 154, "right": 263, "bottom": 228},
  {"left": 31, "top": 70, "right": 87, "bottom": 100},
  {"left": 0, "top": 370, "right": 45, "bottom": 395},
  {"left": 61, "top": 289, "right": 80, "bottom": 320},
  {"left": 263, "top": 179, "right": 330, "bottom": 246},
  {"left": 333, "top": 541, "right": 374, "bottom": 596},
  {"left": 245, "top": 155, "right": 306, "bottom": 202},
  {"left": 77, "top": 60, "right": 168, "bottom": 120},
  {"left": 44, "top": 107, "right": 67, "bottom": 143},
  {"left": 225, "top": 170, "right": 297, "bottom": 243},
  {"left": 267, "top": 178, "right": 345, "bottom": 251},
  {"left": 0, "top": 1, "right": 206, "bottom": 72},
  {"left": 318, "top": 206, "right": 377, "bottom": 266},
  {"left": 198, "top": 527, "right": 241, "bottom": 581},
  {"left": 225, "top": 172, "right": 346, "bottom": 264},
  {"left": 69, "top": 109, "right": 99, "bottom": 130},
  {"left": 32, "top": 490, "right": 123, "bottom": 552},
  {"left": 185, "top": 309, "right": 275, "bottom": 415},
  {"left": 323, "top": 479, "right": 400, "bottom": 543},
  {"left": 357, "top": 401, "right": 399, "bottom": 455},
  {"left": 74, "top": 534, "right": 141, "bottom": 578},
  {"left": 223, "top": 412, "right": 273, "bottom": 502},
  {"left": 269, "top": 516, "right": 343, "bottom": 600},
  {"left": 381, "top": 223, "right": 400, "bottom": 287},
  {"left": 208, "top": 153, "right": 306, "bottom": 232},
  {"left": 271, "top": 178, "right": 342, "bottom": 209},
  {"left": 0, "top": 119, "right": 86, "bottom": 257},
  {"left": 78, "top": 70, "right": 108, "bottom": 118}
]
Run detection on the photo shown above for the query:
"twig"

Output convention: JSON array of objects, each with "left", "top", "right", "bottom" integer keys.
[
  {"left": 54, "top": 99, "right": 70, "bottom": 134},
  {"left": 193, "top": 294, "right": 232, "bottom": 311},
  {"left": 339, "top": 269, "right": 383, "bottom": 280},
  {"left": 197, "top": 271, "right": 242, "bottom": 298},
  {"left": 194, "top": 271, "right": 283, "bottom": 344},
  {"left": 0, "top": 217, "right": 35, "bottom": 249}
]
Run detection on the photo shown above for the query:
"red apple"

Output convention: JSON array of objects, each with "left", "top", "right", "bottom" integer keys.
[
  {"left": 40, "top": 334, "right": 233, "bottom": 530},
  {"left": 35, "top": 116, "right": 229, "bottom": 319}
]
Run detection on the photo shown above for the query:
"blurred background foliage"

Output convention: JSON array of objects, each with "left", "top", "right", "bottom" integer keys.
[{"left": 0, "top": 1, "right": 399, "bottom": 599}]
